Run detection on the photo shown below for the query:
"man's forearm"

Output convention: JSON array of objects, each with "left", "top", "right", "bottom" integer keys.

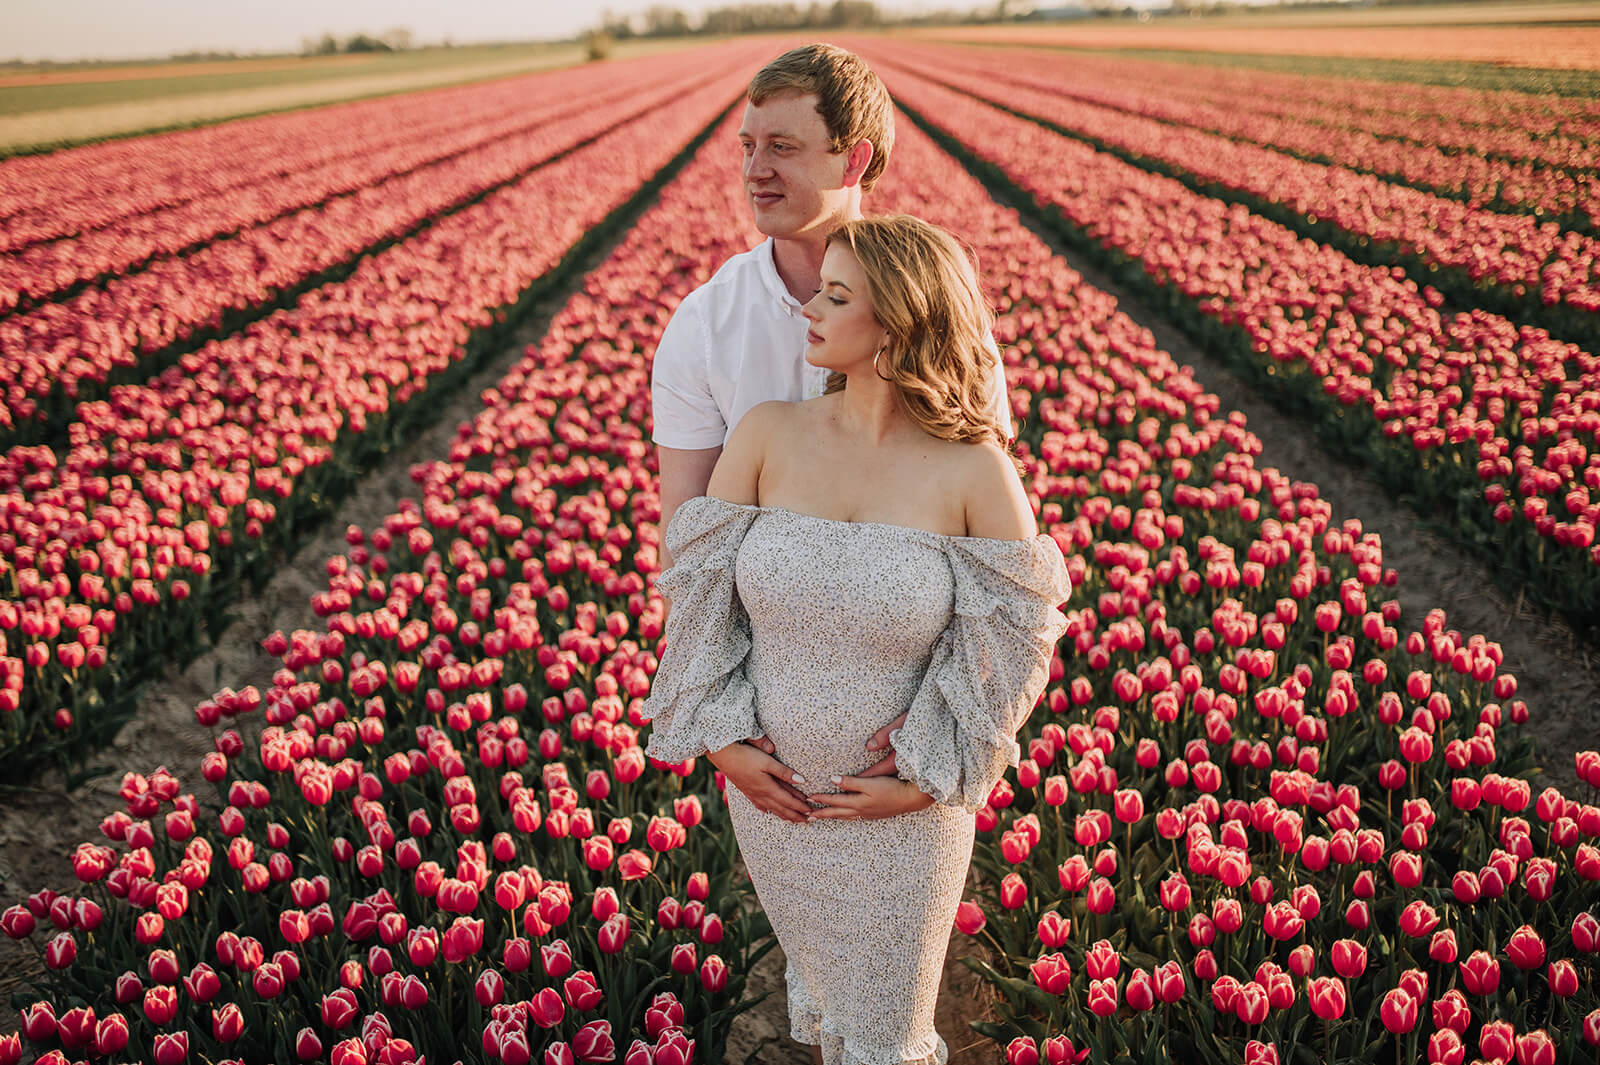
[{"left": 656, "top": 445, "right": 722, "bottom": 570}]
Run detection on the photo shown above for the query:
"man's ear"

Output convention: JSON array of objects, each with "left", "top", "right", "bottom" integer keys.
[{"left": 842, "top": 139, "right": 874, "bottom": 189}]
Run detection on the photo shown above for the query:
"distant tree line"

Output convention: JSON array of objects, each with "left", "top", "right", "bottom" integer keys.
[
  {"left": 590, "top": 1, "right": 1002, "bottom": 40},
  {"left": 299, "top": 28, "right": 415, "bottom": 56}
]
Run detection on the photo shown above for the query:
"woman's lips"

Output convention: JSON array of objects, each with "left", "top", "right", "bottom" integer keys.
[{"left": 807, "top": 330, "right": 822, "bottom": 344}]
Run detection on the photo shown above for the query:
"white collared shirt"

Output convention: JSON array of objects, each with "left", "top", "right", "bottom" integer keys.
[{"left": 651, "top": 237, "right": 1012, "bottom": 450}]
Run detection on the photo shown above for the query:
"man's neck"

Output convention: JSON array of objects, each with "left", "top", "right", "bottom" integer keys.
[
  {"left": 770, "top": 204, "right": 865, "bottom": 304},
  {"left": 771, "top": 236, "right": 827, "bottom": 305}
]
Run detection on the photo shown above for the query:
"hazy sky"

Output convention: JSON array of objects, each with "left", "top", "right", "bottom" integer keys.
[{"left": 4, "top": 0, "right": 944, "bottom": 62}]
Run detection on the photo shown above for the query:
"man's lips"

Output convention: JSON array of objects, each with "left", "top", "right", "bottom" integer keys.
[{"left": 750, "top": 190, "right": 782, "bottom": 206}]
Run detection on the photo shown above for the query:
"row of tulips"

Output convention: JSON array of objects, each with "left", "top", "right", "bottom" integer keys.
[
  {"left": 0, "top": 67, "right": 751, "bottom": 773},
  {"left": 874, "top": 65, "right": 1600, "bottom": 638},
  {"left": 0, "top": 57, "right": 685, "bottom": 253},
  {"left": 839, "top": 99, "right": 1600, "bottom": 1065},
  {"left": 0, "top": 50, "right": 758, "bottom": 446},
  {"left": 11, "top": 94, "right": 1596, "bottom": 1065},
  {"left": 865, "top": 43, "right": 1600, "bottom": 351},
  {"left": 1, "top": 104, "right": 775, "bottom": 1065},
  {"left": 866, "top": 43, "right": 1600, "bottom": 232},
  {"left": 0, "top": 51, "right": 718, "bottom": 316}
]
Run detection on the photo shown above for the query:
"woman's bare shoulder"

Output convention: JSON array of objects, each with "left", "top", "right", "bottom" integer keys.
[{"left": 954, "top": 440, "right": 1035, "bottom": 540}]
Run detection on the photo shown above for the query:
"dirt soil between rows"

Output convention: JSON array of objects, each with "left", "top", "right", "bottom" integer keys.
[{"left": 1, "top": 202, "right": 1594, "bottom": 1063}]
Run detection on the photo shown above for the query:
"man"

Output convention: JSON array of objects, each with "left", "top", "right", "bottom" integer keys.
[
  {"left": 654, "top": 43, "right": 900, "bottom": 543},
  {"left": 650, "top": 44, "right": 1011, "bottom": 822}
]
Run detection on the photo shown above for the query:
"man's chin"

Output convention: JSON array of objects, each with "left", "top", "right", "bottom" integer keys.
[{"left": 753, "top": 214, "right": 831, "bottom": 242}]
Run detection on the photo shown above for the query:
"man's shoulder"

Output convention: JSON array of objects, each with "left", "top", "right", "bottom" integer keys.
[{"left": 675, "top": 241, "right": 775, "bottom": 316}]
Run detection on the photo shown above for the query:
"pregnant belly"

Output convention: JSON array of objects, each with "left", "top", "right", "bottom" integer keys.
[{"left": 754, "top": 693, "right": 903, "bottom": 796}]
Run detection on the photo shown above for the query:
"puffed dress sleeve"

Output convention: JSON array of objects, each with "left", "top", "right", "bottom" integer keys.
[
  {"left": 641, "top": 496, "right": 764, "bottom": 763},
  {"left": 892, "top": 535, "right": 1071, "bottom": 811}
]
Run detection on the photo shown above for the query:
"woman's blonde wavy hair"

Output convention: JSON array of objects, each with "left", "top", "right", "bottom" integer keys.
[{"left": 823, "top": 214, "right": 1010, "bottom": 451}]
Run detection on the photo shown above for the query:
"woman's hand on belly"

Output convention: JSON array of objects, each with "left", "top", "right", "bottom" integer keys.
[
  {"left": 854, "top": 710, "right": 908, "bottom": 779},
  {"left": 707, "top": 741, "right": 812, "bottom": 824},
  {"left": 806, "top": 773, "right": 936, "bottom": 821}
]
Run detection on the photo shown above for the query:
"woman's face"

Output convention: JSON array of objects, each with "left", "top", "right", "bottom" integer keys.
[{"left": 801, "top": 243, "right": 887, "bottom": 374}]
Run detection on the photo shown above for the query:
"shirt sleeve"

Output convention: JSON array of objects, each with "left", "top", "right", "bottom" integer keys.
[
  {"left": 891, "top": 535, "right": 1071, "bottom": 811},
  {"left": 651, "top": 296, "right": 727, "bottom": 450},
  {"left": 985, "top": 330, "right": 1015, "bottom": 441},
  {"left": 640, "top": 497, "right": 764, "bottom": 763}
]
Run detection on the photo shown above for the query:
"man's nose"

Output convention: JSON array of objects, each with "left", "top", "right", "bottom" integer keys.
[{"left": 744, "top": 149, "right": 775, "bottom": 179}]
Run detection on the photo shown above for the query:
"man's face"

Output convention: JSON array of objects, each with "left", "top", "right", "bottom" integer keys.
[{"left": 738, "top": 92, "right": 855, "bottom": 240}]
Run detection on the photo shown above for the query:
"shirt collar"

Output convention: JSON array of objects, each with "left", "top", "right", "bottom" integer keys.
[{"left": 757, "top": 237, "right": 805, "bottom": 313}]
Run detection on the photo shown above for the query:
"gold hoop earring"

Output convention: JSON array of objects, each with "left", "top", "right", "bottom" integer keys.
[{"left": 873, "top": 346, "right": 892, "bottom": 382}]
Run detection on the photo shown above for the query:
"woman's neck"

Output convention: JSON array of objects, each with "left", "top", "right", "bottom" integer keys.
[{"left": 832, "top": 372, "right": 905, "bottom": 446}]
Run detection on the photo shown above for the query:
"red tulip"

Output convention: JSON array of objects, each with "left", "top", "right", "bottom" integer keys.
[
  {"left": 618, "top": 849, "right": 653, "bottom": 881},
  {"left": 1243, "top": 1041, "right": 1278, "bottom": 1065},
  {"left": 565, "top": 969, "right": 605, "bottom": 1012},
  {"left": 1460, "top": 950, "right": 1500, "bottom": 994},
  {"left": 1575, "top": 911, "right": 1600, "bottom": 953},
  {"left": 542, "top": 938, "right": 574, "bottom": 978},
  {"left": 700, "top": 953, "right": 728, "bottom": 992},
  {"left": 183, "top": 962, "right": 221, "bottom": 1003},
  {"left": 1307, "top": 977, "right": 1345, "bottom": 1020},
  {"left": 1005, "top": 1037, "right": 1040, "bottom": 1065},
  {"left": 530, "top": 987, "right": 566, "bottom": 1029},
  {"left": 1233, "top": 982, "right": 1269, "bottom": 1025},
  {"left": 1124, "top": 968, "right": 1155, "bottom": 1011},
  {"left": 475, "top": 968, "right": 505, "bottom": 1007},
  {"left": 1087, "top": 977, "right": 1118, "bottom": 1017},
  {"left": 1379, "top": 988, "right": 1417, "bottom": 1034},
  {"left": 153, "top": 1031, "right": 189, "bottom": 1065},
  {"left": 44, "top": 931, "right": 76, "bottom": 969},
  {"left": 1505, "top": 925, "right": 1546, "bottom": 970},
  {"left": 212, "top": 1002, "right": 244, "bottom": 1042},
  {"left": 1426, "top": 1030, "right": 1464, "bottom": 1065},
  {"left": 654, "top": 1028, "right": 693, "bottom": 1065},
  {"left": 999, "top": 872, "right": 1028, "bottom": 909},
  {"left": 296, "top": 1027, "right": 323, "bottom": 1062},
  {"left": 144, "top": 985, "right": 178, "bottom": 1025},
  {"left": 1515, "top": 1030, "right": 1556, "bottom": 1065},
  {"left": 1085, "top": 877, "right": 1114, "bottom": 914},
  {"left": 1399, "top": 900, "right": 1440, "bottom": 938},
  {"left": 1548, "top": 958, "right": 1579, "bottom": 997},
  {"left": 1153, "top": 960, "right": 1186, "bottom": 1004}
]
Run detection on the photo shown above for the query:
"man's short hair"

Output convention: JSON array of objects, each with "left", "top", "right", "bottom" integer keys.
[{"left": 747, "top": 44, "right": 895, "bottom": 193}]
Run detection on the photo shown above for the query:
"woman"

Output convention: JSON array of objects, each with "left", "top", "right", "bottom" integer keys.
[{"left": 643, "top": 215, "right": 1070, "bottom": 1065}]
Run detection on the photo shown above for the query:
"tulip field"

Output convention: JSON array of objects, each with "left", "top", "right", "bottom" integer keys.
[{"left": 3, "top": 30, "right": 1600, "bottom": 1065}]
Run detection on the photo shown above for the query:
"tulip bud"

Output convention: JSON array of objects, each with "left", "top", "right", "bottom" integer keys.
[
  {"left": 296, "top": 1027, "right": 323, "bottom": 1061},
  {"left": 700, "top": 953, "right": 729, "bottom": 992},
  {"left": 1005, "top": 1037, "right": 1040, "bottom": 1065}
]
